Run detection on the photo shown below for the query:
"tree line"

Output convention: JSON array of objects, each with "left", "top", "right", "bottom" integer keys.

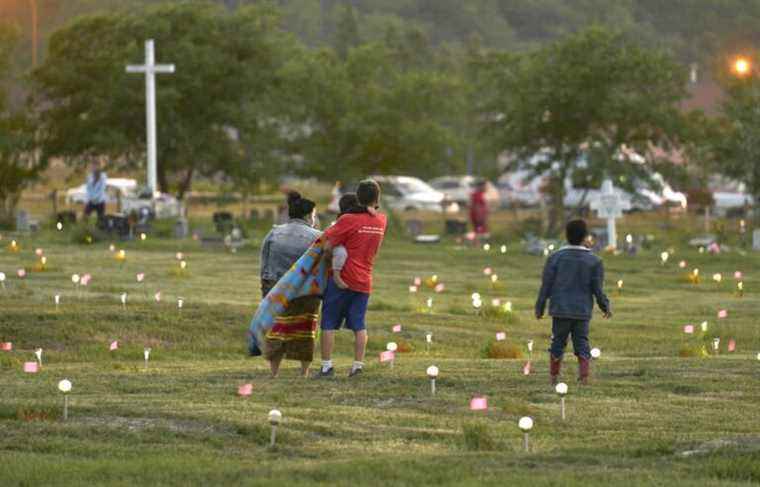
[{"left": 1, "top": 1, "right": 759, "bottom": 229}]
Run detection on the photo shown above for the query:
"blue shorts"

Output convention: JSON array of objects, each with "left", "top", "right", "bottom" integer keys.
[{"left": 321, "top": 278, "right": 369, "bottom": 332}]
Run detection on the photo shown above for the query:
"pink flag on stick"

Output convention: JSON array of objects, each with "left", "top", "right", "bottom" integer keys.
[
  {"left": 684, "top": 325, "right": 694, "bottom": 334},
  {"left": 380, "top": 351, "right": 395, "bottom": 363},
  {"left": 735, "top": 271, "right": 743, "bottom": 280},
  {"left": 718, "top": 309, "right": 728, "bottom": 319},
  {"left": 392, "top": 324, "right": 402, "bottom": 333},
  {"left": 0, "top": 342, "right": 11, "bottom": 351},
  {"left": 109, "top": 340, "right": 119, "bottom": 351},
  {"left": 522, "top": 361, "right": 532, "bottom": 375},
  {"left": 469, "top": 396, "right": 488, "bottom": 411},
  {"left": 728, "top": 339, "right": 736, "bottom": 352},
  {"left": 23, "top": 362, "right": 38, "bottom": 373},
  {"left": 496, "top": 332, "right": 506, "bottom": 341},
  {"left": 237, "top": 384, "right": 253, "bottom": 397}
]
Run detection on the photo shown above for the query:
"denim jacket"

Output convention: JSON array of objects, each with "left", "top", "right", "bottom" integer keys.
[
  {"left": 260, "top": 219, "right": 322, "bottom": 283},
  {"left": 535, "top": 245, "right": 610, "bottom": 320}
]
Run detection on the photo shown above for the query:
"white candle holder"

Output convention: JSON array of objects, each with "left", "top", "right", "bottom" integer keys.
[
  {"left": 518, "top": 416, "right": 534, "bottom": 452},
  {"left": 268, "top": 409, "right": 282, "bottom": 447},
  {"left": 555, "top": 382, "right": 568, "bottom": 420},
  {"left": 58, "top": 379, "right": 72, "bottom": 420},
  {"left": 426, "top": 365, "right": 439, "bottom": 395}
]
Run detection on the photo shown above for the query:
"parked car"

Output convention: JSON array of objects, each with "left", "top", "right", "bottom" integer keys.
[
  {"left": 708, "top": 176, "right": 754, "bottom": 216},
  {"left": 497, "top": 169, "right": 547, "bottom": 208},
  {"left": 498, "top": 151, "right": 687, "bottom": 211},
  {"left": 65, "top": 178, "right": 138, "bottom": 205},
  {"left": 429, "top": 176, "right": 500, "bottom": 208},
  {"left": 327, "top": 176, "right": 459, "bottom": 213},
  {"left": 66, "top": 178, "right": 181, "bottom": 219}
]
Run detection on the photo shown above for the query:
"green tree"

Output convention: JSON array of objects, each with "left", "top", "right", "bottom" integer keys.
[
  {"left": 714, "top": 75, "right": 760, "bottom": 223},
  {"left": 0, "top": 23, "right": 42, "bottom": 227},
  {"left": 32, "top": 2, "right": 294, "bottom": 198},
  {"left": 280, "top": 40, "right": 459, "bottom": 182},
  {"left": 482, "top": 27, "right": 687, "bottom": 233}
]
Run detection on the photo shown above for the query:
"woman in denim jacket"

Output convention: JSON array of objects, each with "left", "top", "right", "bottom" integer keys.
[{"left": 259, "top": 192, "right": 322, "bottom": 377}]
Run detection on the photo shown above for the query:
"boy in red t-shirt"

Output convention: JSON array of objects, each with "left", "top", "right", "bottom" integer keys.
[{"left": 317, "top": 180, "right": 387, "bottom": 378}]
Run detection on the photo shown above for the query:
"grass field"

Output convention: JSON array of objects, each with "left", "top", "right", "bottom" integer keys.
[{"left": 1, "top": 215, "right": 759, "bottom": 486}]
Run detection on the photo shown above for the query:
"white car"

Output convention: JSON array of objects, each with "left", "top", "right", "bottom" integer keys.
[
  {"left": 372, "top": 176, "right": 458, "bottom": 213},
  {"left": 497, "top": 169, "right": 547, "bottom": 208},
  {"left": 709, "top": 176, "right": 754, "bottom": 216},
  {"left": 65, "top": 178, "right": 138, "bottom": 205},
  {"left": 66, "top": 178, "right": 180, "bottom": 219},
  {"left": 429, "top": 176, "right": 500, "bottom": 207}
]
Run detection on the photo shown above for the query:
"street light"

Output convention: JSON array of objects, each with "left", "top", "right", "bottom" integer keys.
[{"left": 733, "top": 57, "right": 752, "bottom": 77}]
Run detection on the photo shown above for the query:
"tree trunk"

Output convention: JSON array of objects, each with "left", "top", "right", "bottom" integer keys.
[
  {"left": 177, "top": 168, "right": 194, "bottom": 201},
  {"left": 547, "top": 175, "right": 566, "bottom": 237},
  {"left": 157, "top": 163, "right": 169, "bottom": 195}
]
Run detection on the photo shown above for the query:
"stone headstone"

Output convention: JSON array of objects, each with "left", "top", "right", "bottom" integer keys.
[
  {"left": 15, "top": 210, "right": 29, "bottom": 231},
  {"left": 753, "top": 229, "right": 760, "bottom": 251},
  {"left": 174, "top": 217, "right": 189, "bottom": 239},
  {"left": 406, "top": 219, "right": 423, "bottom": 237}
]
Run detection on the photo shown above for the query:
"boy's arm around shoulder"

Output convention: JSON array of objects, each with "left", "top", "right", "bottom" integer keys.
[
  {"left": 591, "top": 256, "right": 612, "bottom": 318},
  {"left": 535, "top": 254, "right": 557, "bottom": 319}
]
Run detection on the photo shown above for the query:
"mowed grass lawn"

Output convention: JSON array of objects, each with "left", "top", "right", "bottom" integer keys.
[{"left": 1, "top": 220, "right": 760, "bottom": 486}]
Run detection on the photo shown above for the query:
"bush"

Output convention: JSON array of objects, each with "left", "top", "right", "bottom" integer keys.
[{"left": 482, "top": 341, "right": 524, "bottom": 359}]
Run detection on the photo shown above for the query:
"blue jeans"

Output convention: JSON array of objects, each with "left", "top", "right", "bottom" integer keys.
[{"left": 549, "top": 318, "right": 590, "bottom": 360}]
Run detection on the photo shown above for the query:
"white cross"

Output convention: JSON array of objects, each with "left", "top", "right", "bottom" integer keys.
[
  {"left": 126, "top": 40, "right": 175, "bottom": 196},
  {"left": 590, "top": 179, "right": 630, "bottom": 250}
]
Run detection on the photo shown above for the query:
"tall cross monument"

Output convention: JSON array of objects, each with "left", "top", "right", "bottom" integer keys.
[{"left": 126, "top": 40, "right": 175, "bottom": 195}]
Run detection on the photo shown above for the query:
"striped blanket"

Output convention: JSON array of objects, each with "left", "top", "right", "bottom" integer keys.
[{"left": 248, "top": 238, "right": 329, "bottom": 356}]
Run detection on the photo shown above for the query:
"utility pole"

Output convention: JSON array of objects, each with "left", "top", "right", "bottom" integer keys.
[{"left": 30, "top": 0, "right": 38, "bottom": 67}]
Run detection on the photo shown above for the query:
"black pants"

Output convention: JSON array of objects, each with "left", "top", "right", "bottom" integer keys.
[
  {"left": 550, "top": 317, "right": 590, "bottom": 360},
  {"left": 84, "top": 202, "right": 105, "bottom": 222}
]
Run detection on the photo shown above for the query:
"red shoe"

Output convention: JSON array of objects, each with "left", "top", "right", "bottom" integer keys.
[
  {"left": 550, "top": 356, "right": 562, "bottom": 385},
  {"left": 577, "top": 356, "right": 590, "bottom": 385}
]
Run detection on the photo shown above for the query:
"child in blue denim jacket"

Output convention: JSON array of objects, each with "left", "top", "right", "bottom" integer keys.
[{"left": 535, "top": 219, "right": 612, "bottom": 385}]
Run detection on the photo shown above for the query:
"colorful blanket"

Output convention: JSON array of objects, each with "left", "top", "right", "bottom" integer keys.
[{"left": 248, "top": 238, "right": 329, "bottom": 356}]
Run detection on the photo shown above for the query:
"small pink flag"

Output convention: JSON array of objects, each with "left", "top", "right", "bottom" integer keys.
[
  {"left": 237, "top": 384, "right": 253, "bottom": 396},
  {"left": 522, "top": 361, "right": 532, "bottom": 375},
  {"left": 23, "top": 362, "right": 38, "bottom": 373},
  {"left": 469, "top": 396, "right": 488, "bottom": 411},
  {"left": 81, "top": 274, "right": 92, "bottom": 286},
  {"left": 413, "top": 277, "right": 422, "bottom": 287},
  {"left": 1, "top": 342, "right": 11, "bottom": 351},
  {"left": 109, "top": 340, "right": 118, "bottom": 351},
  {"left": 496, "top": 332, "right": 506, "bottom": 341},
  {"left": 17, "top": 269, "right": 26, "bottom": 278},
  {"left": 483, "top": 267, "right": 493, "bottom": 276},
  {"left": 136, "top": 273, "right": 145, "bottom": 283},
  {"left": 728, "top": 339, "right": 736, "bottom": 352},
  {"left": 380, "top": 351, "right": 395, "bottom": 363},
  {"left": 718, "top": 309, "right": 728, "bottom": 319},
  {"left": 434, "top": 283, "right": 445, "bottom": 293},
  {"left": 392, "top": 324, "right": 402, "bottom": 333},
  {"left": 684, "top": 325, "right": 694, "bottom": 334},
  {"left": 735, "top": 271, "right": 743, "bottom": 280}
]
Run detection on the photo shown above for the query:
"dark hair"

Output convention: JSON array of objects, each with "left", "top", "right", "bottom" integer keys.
[
  {"left": 566, "top": 219, "right": 588, "bottom": 246},
  {"left": 339, "top": 193, "right": 360, "bottom": 215},
  {"left": 287, "top": 191, "right": 316, "bottom": 220},
  {"left": 356, "top": 179, "right": 381, "bottom": 207}
]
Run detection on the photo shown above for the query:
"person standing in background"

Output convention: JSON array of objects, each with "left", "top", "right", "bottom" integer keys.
[
  {"left": 469, "top": 179, "right": 490, "bottom": 242},
  {"left": 84, "top": 161, "right": 107, "bottom": 224}
]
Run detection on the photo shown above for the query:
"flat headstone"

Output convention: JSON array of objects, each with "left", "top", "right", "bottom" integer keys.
[
  {"left": 174, "top": 217, "right": 189, "bottom": 239},
  {"left": 16, "top": 210, "right": 29, "bottom": 231}
]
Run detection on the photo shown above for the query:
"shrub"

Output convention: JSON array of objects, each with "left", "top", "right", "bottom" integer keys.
[{"left": 482, "top": 341, "right": 524, "bottom": 359}]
